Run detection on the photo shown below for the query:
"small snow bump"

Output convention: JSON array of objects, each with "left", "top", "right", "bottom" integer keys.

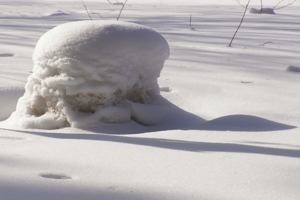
[
  {"left": 199, "top": 115, "right": 296, "bottom": 132},
  {"left": 48, "top": 10, "right": 70, "bottom": 17}
]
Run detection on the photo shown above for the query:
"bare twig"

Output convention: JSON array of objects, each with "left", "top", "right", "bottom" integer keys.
[
  {"left": 273, "top": 0, "right": 284, "bottom": 9},
  {"left": 190, "top": 15, "right": 192, "bottom": 28},
  {"left": 274, "top": 0, "right": 297, "bottom": 10},
  {"left": 234, "top": 0, "right": 246, "bottom": 8},
  {"left": 107, "top": 0, "right": 123, "bottom": 5},
  {"left": 229, "top": 0, "right": 251, "bottom": 47},
  {"left": 260, "top": 0, "right": 263, "bottom": 10},
  {"left": 117, "top": 0, "right": 128, "bottom": 21},
  {"left": 81, "top": 0, "right": 92, "bottom": 20},
  {"left": 259, "top": 41, "right": 273, "bottom": 46},
  {"left": 95, "top": 13, "right": 105, "bottom": 20}
]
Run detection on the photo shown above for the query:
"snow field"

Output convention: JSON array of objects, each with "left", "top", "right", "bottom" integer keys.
[{"left": 0, "top": 1, "right": 299, "bottom": 200}]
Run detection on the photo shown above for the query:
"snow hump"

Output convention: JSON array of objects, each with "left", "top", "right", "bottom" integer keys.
[{"left": 6, "top": 20, "right": 170, "bottom": 129}]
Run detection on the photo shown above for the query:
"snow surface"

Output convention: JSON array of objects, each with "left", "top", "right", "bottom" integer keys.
[
  {"left": 4, "top": 20, "right": 169, "bottom": 129},
  {"left": 0, "top": 0, "right": 300, "bottom": 200}
]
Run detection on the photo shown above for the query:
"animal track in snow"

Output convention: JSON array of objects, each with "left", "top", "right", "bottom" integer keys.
[
  {"left": 39, "top": 173, "right": 72, "bottom": 180},
  {"left": 0, "top": 53, "right": 14, "bottom": 57},
  {"left": 240, "top": 81, "right": 253, "bottom": 84},
  {"left": 0, "top": 136, "right": 25, "bottom": 140}
]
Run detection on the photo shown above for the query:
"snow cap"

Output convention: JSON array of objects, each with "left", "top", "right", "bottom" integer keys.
[{"left": 8, "top": 20, "right": 170, "bottom": 129}]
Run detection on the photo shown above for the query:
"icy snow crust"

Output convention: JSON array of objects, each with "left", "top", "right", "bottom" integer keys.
[{"left": 7, "top": 20, "right": 170, "bottom": 129}]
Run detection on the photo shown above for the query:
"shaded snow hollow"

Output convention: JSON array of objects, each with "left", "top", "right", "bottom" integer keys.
[{"left": 6, "top": 20, "right": 170, "bottom": 129}]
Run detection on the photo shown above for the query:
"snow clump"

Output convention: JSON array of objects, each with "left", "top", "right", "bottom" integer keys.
[{"left": 6, "top": 20, "right": 170, "bottom": 129}]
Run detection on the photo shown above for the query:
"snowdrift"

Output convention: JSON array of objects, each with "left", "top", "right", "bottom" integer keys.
[{"left": 5, "top": 20, "right": 170, "bottom": 129}]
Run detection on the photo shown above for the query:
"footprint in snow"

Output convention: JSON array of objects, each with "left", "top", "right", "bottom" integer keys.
[
  {"left": 0, "top": 53, "right": 14, "bottom": 57},
  {"left": 40, "top": 173, "right": 72, "bottom": 180}
]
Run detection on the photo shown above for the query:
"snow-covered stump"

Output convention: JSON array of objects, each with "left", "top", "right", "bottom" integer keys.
[{"left": 7, "top": 20, "right": 170, "bottom": 129}]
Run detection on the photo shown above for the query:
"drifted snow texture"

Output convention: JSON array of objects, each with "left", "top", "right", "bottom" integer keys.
[{"left": 7, "top": 20, "right": 170, "bottom": 129}]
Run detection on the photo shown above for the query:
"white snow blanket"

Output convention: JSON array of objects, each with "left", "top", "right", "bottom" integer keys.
[{"left": 0, "top": 1, "right": 299, "bottom": 200}]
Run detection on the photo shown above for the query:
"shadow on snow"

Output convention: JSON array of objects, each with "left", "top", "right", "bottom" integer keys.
[{"left": 1, "top": 99, "right": 298, "bottom": 158}]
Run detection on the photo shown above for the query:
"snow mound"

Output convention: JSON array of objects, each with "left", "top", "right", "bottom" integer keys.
[
  {"left": 5, "top": 20, "right": 169, "bottom": 129},
  {"left": 249, "top": 8, "right": 275, "bottom": 14},
  {"left": 199, "top": 115, "right": 296, "bottom": 132},
  {"left": 48, "top": 10, "right": 70, "bottom": 17}
]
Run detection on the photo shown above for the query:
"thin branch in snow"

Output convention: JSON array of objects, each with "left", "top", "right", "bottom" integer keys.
[
  {"left": 274, "top": 0, "right": 297, "bottom": 10},
  {"left": 107, "top": 0, "right": 114, "bottom": 4},
  {"left": 229, "top": 0, "right": 251, "bottom": 47},
  {"left": 117, "top": 0, "right": 128, "bottom": 21},
  {"left": 107, "top": 0, "right": 123, "bottom": 5},
  {"left": 273, "top": 0, "right": 284, "bottom": 9},
  {"left": 234, "top": 0, "right": 246, "bottom": 8},
  {"left": 95, "top": 13, "right": 105, "bottom": 20},
  {"left": 81, "top": 0, "right": 92, "bottom": 20}
]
